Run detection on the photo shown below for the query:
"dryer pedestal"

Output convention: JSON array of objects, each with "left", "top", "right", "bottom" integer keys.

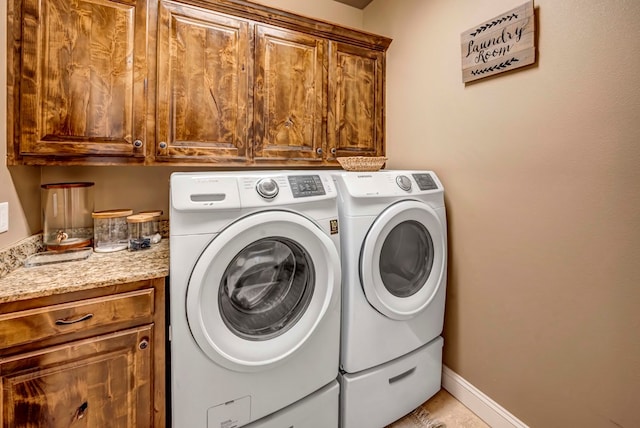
[{"left": 339, "top": 337, "right": 443, "bottom": 428}]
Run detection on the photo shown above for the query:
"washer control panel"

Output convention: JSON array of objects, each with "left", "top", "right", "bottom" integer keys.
[{"left": 288, "top": 175, "right": 326, "bottom": 198}]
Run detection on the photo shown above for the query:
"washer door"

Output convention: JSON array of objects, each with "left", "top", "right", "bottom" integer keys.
[
  {"left": 186, "top": 210, "right": 340, "bottom": 372},
  {"left": 360, "top": 201, "right": 446, "bottom": 320}
]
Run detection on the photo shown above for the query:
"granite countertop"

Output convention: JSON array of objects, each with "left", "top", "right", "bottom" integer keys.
[{"left": 0, "top": 240, "right": 169, "bottom": 304}]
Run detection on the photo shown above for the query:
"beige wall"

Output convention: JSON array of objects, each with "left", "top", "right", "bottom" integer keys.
[{"left": 365, "top": 0, "right": 640, "bottom": 426}]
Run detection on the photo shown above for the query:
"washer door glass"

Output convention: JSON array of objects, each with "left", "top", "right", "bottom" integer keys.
[
  {"left": 220, "top": 238, "right": 314, "bottom": 341},
  {"left": 379, "top": 221, "right": 434, "bottom": 298},
  {"left": 187, "top": 210, "right": 340, "bottom": 372},
  {"left": 360, "top": 201, "right": 446, "bottom": 320}
]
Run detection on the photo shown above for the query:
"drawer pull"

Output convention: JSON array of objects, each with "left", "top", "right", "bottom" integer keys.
[
  {"left": 388, "top": 366, "right": 416, "bottom": 384},
  {"left": 55, "top": 313, "right": 94, "bottom": 325}
]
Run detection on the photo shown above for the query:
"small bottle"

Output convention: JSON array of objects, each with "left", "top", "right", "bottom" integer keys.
[
  {"left": 126, "top": 214, "right": 154, "bottom": 251},
  {"left": 92, "top": 209, "right": 133, "bottom": 253}
]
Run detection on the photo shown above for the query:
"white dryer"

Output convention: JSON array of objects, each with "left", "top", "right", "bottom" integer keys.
[
  {"left": 332, "top": 170, "right": 447, "bottom": 428},
  {"left": 169, "top": 171, "right": 341, "bottom": 428}
]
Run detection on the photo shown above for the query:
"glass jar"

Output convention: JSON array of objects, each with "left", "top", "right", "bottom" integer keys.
[
  {"left": 41, "top": 182, "right": 94, "bottom": 251},
  {"left": 92, "top": 209, "right": 133, "bottom": 253},
  {"left": 138, "top": 210, "right": 163, "bottom": 244},
  {"left": 127, "top": 214, "right": 154, "bottom": 251}
]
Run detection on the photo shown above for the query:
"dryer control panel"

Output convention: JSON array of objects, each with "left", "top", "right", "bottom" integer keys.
[
  {"left": 412, "top": 173, "right": 438, "bottom": 191},
  {"left": 334, "top": 171, "right": 442, "bottom": 198}
]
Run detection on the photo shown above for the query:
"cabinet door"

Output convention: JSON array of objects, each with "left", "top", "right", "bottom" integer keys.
[
  {"left": 13, "top": 0, "right": 149, "bottom": 159},
  {"left": 0, "top": 326, "right": 153, "bottom": 427},
  {"left": 254, "top": 25, "right": 326, "bottom": 162},
  {"left": 329, "top": 42, "right": 385, "bottom": 158},
  {"left": 156, "top": 1, "right": 250, "bottom": 162}
]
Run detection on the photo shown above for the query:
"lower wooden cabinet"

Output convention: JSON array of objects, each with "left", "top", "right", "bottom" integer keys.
[
  {"left": 0, "top": 278, "right": 166, "bottom": 427},
  {"left": 1, "top": 327, "right": 153, "bottom": 427}
]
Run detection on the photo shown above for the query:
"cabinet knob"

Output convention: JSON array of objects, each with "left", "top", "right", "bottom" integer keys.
[
  {"left": 74, "top": 401, "right": 89, "bottom": 421},
  {"left": 133, "top": 139, "right": 143, "bottom": 148},
  {"left": 139, "top": 339, "right": 149, "bottom": 350},
  {"left": 316, "top": 148, "right": 323, "bottom": 155},
  {"left": 159, "top": 142, "right": 167, "bottom": 149},
  {"left": 330, "top": 148, "right": 336, "bottom": 155}
]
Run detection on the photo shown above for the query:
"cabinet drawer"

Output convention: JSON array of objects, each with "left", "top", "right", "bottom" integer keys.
[{"left": 0, "top": 289, "right": 154, "bottom": 349}]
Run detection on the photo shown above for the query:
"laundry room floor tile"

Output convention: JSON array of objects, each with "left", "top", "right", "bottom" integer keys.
[{"left": 386, "top": 389, "right": 489, "bottom": 428}]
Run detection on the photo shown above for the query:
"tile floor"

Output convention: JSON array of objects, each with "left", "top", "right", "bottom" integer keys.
[{"left": 387, "top": 389, "right": 490, "bottom": 428}]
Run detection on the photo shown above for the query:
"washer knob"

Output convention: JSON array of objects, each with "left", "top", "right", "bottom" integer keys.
[
  {"left": 256, "top": 178, "right": 279, "bottom": 199},
  {"left": 396, "top": 175, "right": 412, "bottom": 191}
]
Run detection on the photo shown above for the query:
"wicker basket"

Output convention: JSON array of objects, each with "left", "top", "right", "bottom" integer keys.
[{"left": 336, "top": 156, "right": 387, "bottom": 172}]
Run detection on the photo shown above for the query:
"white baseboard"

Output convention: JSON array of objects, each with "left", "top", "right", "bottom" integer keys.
[{"left": 441, "top": 365, "right": 528, "bottom": 428}]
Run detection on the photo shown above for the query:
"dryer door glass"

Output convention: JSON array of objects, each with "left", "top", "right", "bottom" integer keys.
[
  {"left": 219, "top": 238, "right": 315, "bottom": 340},
  {"left": 360, "top": 200, "right": 446, "bottom": 320},
  {"left": 379, "top": 220, "right": 434, "bottom": 297}
]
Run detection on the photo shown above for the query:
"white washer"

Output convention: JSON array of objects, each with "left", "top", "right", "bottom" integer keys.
[
  {"left": 332, "top": 170, "right": 447, "bottom": 428},
  {"left": 170, "top": 171, "right": 341, "bottom": 428}
]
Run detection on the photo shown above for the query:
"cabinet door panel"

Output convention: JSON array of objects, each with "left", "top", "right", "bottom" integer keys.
[
  {"left": 329, "top": 42, "right": 385, "bottom": 158},
  {"left": 16, "top": 0, "right": 148, "bottom": 158},
  {"left": 156, "top": 1, "right": 250, "bottom": 162},
  {"left": 1, "top": 327, "right": 152, "bottom": 427},
  {"left": 254, "top": 26, "right": 326, "bottom": 161}
]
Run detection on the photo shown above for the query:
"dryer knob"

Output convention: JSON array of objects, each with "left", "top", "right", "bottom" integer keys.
[
  {"left": 256, "top": 178, "right": 279, "bottom": 199},
  {"left": 396, "top": 175, "right": 412, "bottom": 192}
]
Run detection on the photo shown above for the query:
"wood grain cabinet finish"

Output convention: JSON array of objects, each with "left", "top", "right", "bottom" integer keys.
[
  {"left": 7, "top": 0, "right": 150, "bottom": 165},
  {"left": 1, "top": 327, "right": 152, "bottom": 427},
  {"left": 254, "top": 25, "right": 326, "bottom": 162},
  {"left": 0, "top": 279, "right": 166, "bottom": 427},
  {"left": 329, "top": 42, "right": 386, "bottom": 158},
  {"left": 155, "top": 1, "right": 250, "bottom": 163},
  {"left": 7, "top": 0, "right": 391, "bottom": 166}
]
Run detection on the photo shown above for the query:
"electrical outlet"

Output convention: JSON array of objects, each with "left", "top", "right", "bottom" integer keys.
[{"left": 0, "top": 202, "right": 8, "bottom": 233}]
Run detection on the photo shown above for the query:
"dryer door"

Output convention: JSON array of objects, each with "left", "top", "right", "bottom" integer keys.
[
  {"left": 360, "top": 200, "right": 446, "bottom": 320},
  {"left": 186, "top": 210, "right": 340, "bottom": 372}
]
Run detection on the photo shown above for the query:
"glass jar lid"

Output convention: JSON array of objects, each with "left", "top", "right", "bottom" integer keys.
[{"left": 92, "top": 209, "right": 134, "bottom": 219}]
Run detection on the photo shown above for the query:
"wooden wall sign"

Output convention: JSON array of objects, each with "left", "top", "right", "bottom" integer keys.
[{"left": 461, "top": 1, "right": 535, "bottom": 83}]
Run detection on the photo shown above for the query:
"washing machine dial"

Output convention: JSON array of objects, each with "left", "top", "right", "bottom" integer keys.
[
  {"left": 396, "top": 175, "right": 412, "bottom": 192},
  {"left": 256, "top": 178, "right": 279, "bottom": 199}
]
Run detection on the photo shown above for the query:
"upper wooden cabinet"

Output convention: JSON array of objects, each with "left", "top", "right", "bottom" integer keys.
[
  {"left": 253, "top": 25, "right": 326, "bottom": 162},
  {"left": 329, "top": 42, "right": 386, "bottom": 158},
  {"left": 7, "top": 0, "right": 150, "bottom": 165},
  {"left": 7, "top": 0, "right": 391, "bottom": 166},
  {"left": 155, "top": 1, "right": 250, "bottom": 163}
]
